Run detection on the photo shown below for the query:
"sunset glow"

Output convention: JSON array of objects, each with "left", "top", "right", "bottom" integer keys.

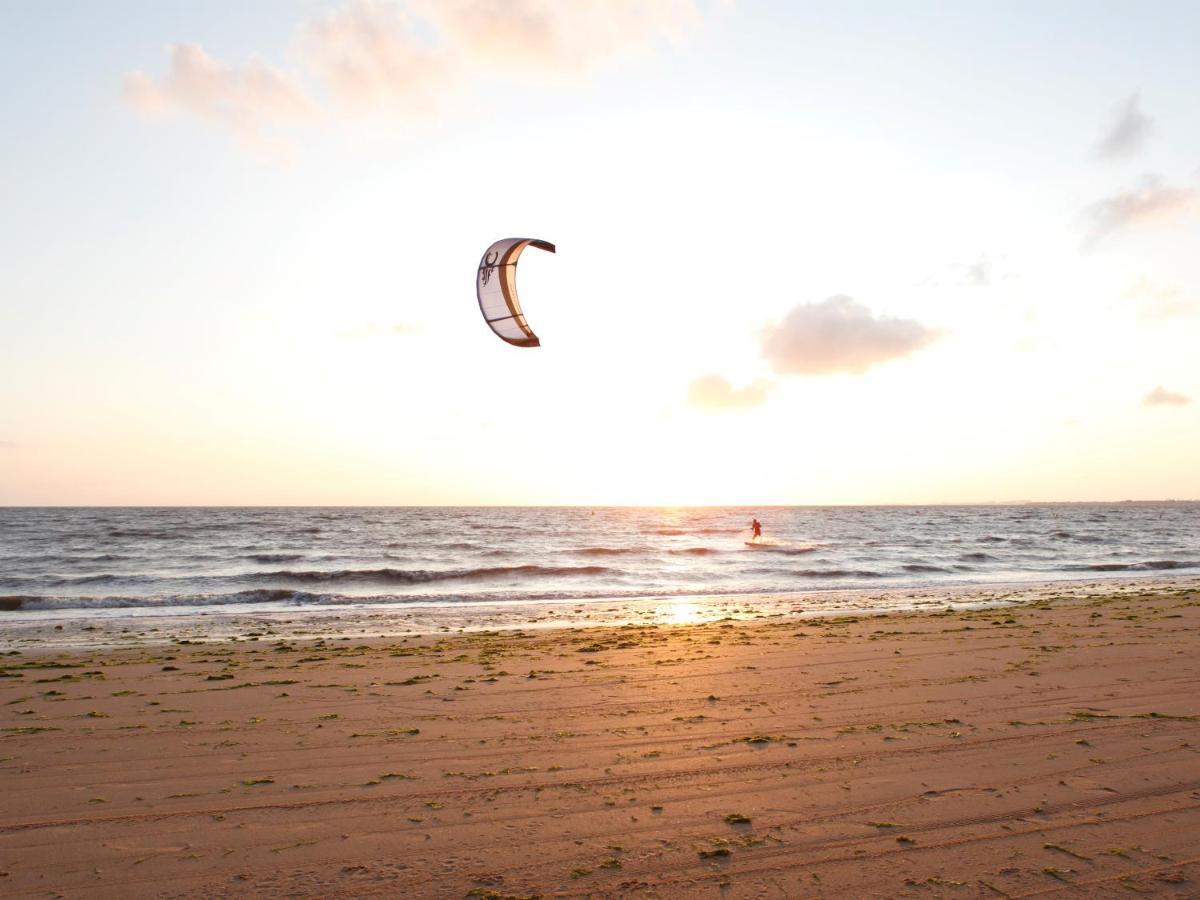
[{"left": 2, "top": 2, "right": 1198, "bottom": 505}]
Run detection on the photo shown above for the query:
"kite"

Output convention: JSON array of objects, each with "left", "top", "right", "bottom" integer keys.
[{"left": 476, "top": 237, "right": 555, "bottom": 347}]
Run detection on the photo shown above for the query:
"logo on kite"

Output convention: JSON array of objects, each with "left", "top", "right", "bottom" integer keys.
[{"left": 475, "top": 237, "right": 555, "bottom": 348}]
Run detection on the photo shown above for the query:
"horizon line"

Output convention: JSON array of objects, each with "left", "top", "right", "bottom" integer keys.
[{"left": 2, "top": 499, "right": 1198, "bottom": 510}]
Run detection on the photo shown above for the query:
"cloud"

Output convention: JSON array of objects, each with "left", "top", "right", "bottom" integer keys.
[
  {"left": 1143, "top": 386, "right": 1190, "bottom": 407},
  {"left": 300, "top": 1, "right": 454, "bottom": 114},
  {"left": 125, "top": 0, "right": 707, "bottom": 151},
  {"left": 0, "top": 440, "right": 15, "bottom": 449},
  {"left": 421, "top": 0, "right": 698, "bottom": 78},
  {"left": 961, "top": 256, "right": 992, "bottom": 287},
  {"left": 1080, "top": 176, "right": 1199, "bottom": 250},
  {"left": 760, "top": 295, "right": 938, "bottom": 376},
  {"left": 1094, "top": 93, "right": 1153, "bottom": 160},
  {"left": 686, "top": 374, "right": 772, "bottom": 409},
  {"left": 124, "top": 43, "right": 314, "bottom": 155},
  {"left": 921, "top": 253, "right": 1015, "bottom": 290},
  {"left": 952, "top": 254, "right": 1010, "bottom": 287},
  {"left": 1123, "top": 277, "right": 1198, "bottom": 321}
]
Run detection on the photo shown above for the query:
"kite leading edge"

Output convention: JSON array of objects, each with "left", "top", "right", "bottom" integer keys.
[{"left": 476, "top": 237, "right": 555, "bottom": 348}]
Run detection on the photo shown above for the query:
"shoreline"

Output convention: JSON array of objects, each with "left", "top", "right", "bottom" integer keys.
[
  {"left": 3, "top": 572, "right": 1198, "bottom": 653},
  {"left": 1, "top": 583, "right": 1198, "bottom": 896}
]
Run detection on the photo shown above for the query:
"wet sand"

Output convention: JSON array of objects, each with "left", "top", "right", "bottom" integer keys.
[{"left": 2, "top": 583, "right": 1199, "bottom": 897}]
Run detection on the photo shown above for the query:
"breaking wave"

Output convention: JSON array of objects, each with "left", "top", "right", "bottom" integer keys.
[
  {"left": 253, "top": 565, "right": 616, "bottom": 585},
  {"left": 791, "top": 569, "right": 884, "bottom": 579},
  {"left": 1065, "top": 560, "right": 1196, "bottom": 572}
]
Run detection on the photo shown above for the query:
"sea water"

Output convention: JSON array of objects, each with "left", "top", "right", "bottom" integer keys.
[{"left": 1, "top": 505, "right": 1197, "bottom": 620}]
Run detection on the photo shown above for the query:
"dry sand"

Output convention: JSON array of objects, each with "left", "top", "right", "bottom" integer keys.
[{"left": 2, "top": 584, "right": 1199, "bottom": 898}]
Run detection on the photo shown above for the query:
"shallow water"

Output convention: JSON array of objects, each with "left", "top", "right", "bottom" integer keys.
[{"left": 1, "top": 504, "right": 1197, "bottom": 617}]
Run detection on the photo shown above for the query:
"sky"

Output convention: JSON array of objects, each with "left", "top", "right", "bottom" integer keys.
[{"left": 1, "top": 0, "right": 1198, "bottom": 506}]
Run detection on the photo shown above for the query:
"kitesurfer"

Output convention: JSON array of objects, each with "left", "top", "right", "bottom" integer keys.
[{"left": 751, "top": 518, "right": 762, "bottom": 541}]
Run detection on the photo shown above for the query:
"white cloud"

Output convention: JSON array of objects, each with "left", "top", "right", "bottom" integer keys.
[
  {"left": 1094, "top": 93, "right": 1153, "bottom": 160},
  {"left": 125, "top": 0, "right": 708, "bottom": 152},
  {"left": 686, "top": 374, "right": 771, "bottom": 409},
  {"left": 761, "top": 295, "right": 938, "bottom": 376},
  {"left": 123, "top": 43, "right": 314, "bottom": 155},
  {"left": 1080, "top": 176, "right": 1199, "bottom": 250},
  {"left": 1143, "top": 386, "right": 1190, "bottom": 407}
]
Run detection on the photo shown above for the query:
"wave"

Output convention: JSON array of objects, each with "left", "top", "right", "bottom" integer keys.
[
  {"left": 253, "top": 564, "right": 616, "bottom": 585},
  {"left": 1065, "top": 560, "right": 1197, "bottom": 572},
  {"left": 792, "top": 569, "right": 884, "bottom": 579},
  {"left": 959, "top": 552, "right": 994, "bottom": 562},
  {"left": 246, "top": 553, "right": 305, "bottom": 564},
  {"left": 902, "top": 564, "right": 950, "bottom": 573},
  {"left": 1050, "top": 530, "right": 1107, "bottom": 544},
  {"left": 4, "top": 553, "right": 139, "bottom": 565},
  {"left": 378, "top": 541, "right": 487, "bottom": 552},
  {"left": 2, "top": 572, "right": 136, "bottom": 587},
  {"left": 106, "top": 522, "right": 234, "bottom": 539},
  {"left": 3, "top": 581, "right": 817, "bottom": 612},
  {"left": 0, "top": 564, "right": 618, "bottom": 590},
  {"left": 744, "top": 544, "right": 821, "bottom": 555},
  {"left": 106, "top": 529, "right": 189, "bottom": 540},
  {"left": 650, "top": 527, "right": 743, "bottom": 537},
  {"left": 577, "top": 547, "right": 643, "bottom": 556},
  {"left": 669, "top": 547, "right": 720, "bottom": 556},
  {"left": 5, "top": 589, "right": 331, "bottom": 611}
]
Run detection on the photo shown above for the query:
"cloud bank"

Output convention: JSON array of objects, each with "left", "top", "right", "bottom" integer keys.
[
  {"left": 1143, "top": 386, "right": 1190, "bottom": 407},
  {"left": 686, "top": 374, "right": 771, "bottom": 409},
  {"left": 126, "top": 0, "right": 705, "bottom": 148},
  {"left": 1080, "top": 176, "right": 1199, "bottom": 250},
  {"left": 760, "top": 295, "right": 938, "bottom": 376},
  {"left": 1094, "top": 93, "right": 1153, "bottom": 161}
]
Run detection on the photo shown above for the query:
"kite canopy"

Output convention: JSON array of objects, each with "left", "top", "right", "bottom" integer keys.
[{"left": 476, "top": 237, "right": 555, "bottom": 347}]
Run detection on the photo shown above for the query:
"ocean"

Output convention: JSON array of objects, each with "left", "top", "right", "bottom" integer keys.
[{"left": 1, "top": 505, "right": 1197, "bottom": 624}]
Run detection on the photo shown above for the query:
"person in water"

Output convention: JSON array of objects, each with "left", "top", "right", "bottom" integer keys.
[{"left": 751, "top": 518, "right": 762, "bottom": 541}]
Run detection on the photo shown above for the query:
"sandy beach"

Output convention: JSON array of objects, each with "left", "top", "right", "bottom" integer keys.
[{"left": 2, "top": 582, "right": 1199, "bottom": 898}]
